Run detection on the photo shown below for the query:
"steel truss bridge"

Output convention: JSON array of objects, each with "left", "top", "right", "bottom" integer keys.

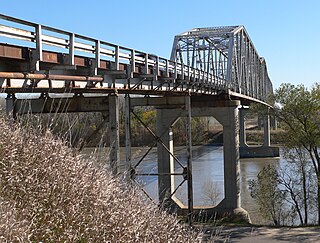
[{"left": 0, "top": 14, "right": 276, "bottom": 224}]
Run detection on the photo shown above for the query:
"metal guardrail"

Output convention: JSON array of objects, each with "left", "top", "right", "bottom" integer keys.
[{"left": 0, "top": 14, "right": 272, "bottom": 102}]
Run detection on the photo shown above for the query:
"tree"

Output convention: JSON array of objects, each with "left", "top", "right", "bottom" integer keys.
[
  {"left": 277, "top": 147, "right": 316, "bottom": 225},
  {"left": 248, "top": 165, "right": 288, "bottom": 225},
  {"left": 271, "top": 83, "right": 320, "bottom": 224},
  {"left": 201, "top": 179, "right": 221, "bottom": 206},
  {"left": 249, "top": 83, "right": 320, "bottom": 225}
]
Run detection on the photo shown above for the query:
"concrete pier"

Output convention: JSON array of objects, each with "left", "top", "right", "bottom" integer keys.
[
  {"left": 239, "top": 110, "right": 279, "bottom": 158},
  {"left": 156, "top": 107, "right": 181, "bottom": 208}
]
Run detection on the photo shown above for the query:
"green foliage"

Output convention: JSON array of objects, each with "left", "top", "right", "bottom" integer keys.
[
  {"left": 251, "top": 82, "right": 320, "bottom": 225},
  {"left": 173, "top": 117, "right": 208, "bottom": 145},
  {"left": 272, "top": 83, "right": 320, "bottom": 150},
  {"left": 273, "top": 83, "right": 320, "bottom": 224}
]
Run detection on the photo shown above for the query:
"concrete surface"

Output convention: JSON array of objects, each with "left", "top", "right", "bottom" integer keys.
[{"left": 201, "top": 226, "right": 320, "bottom": 242}]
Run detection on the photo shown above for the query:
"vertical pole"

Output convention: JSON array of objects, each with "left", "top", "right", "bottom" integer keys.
[
  {"left": 109, "top": 93, "right": 120, "bottom": 175},
  {"left": 156, "top": 109, "right": 180, "bottom": 208},
  {"left": 35, "top": 24, "right": 43, "bottom": 71},
  {"left": 69, "top": 33, "right": 75, "bottom": 65},
  {"left": 95, "top": 40, "right": 101, "bottom": 75},
  {"left": 144, "top": 53, "right": 149, "bottom": 74},
  {"left": 165, "top": 59, "right": 169, "bottom": 77},
  {"left": 263, "top": 111, "right": 271, "bottom": 147},
  {"left": 115, "top": 45, "right": 120, "bottom": 70},
  {"left": 185, "top": 95, "right": 193, "bottom": 225},
  {"left": 125, "top": 94, "right": 132, "bottom": 178},
  {"left": 154, "top": 56, "right": 159, "bottom": 83},
  {"left": 239, "top": 107, "right": 247, "bottom": 147}
]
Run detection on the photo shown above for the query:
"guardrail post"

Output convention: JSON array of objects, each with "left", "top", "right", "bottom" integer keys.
[
  {"left": 155, "top": 56, "right": 159, "bottom": 80},
  {"left": 69, "top": 33, "right": 75, "bottom": 65},
  {"left": 144, "top": 53, "right": 149, "bottom": 74},
  {"left": 115, "top": 45, "right": 120, "bottom": 70},
  {"left": 95, "top": 40, "right": 101, "bottom": 75},
  {"left": 31, "top": 24, "right": 43, "bottom": 71},
  {"left": 165, "top": 59, "right": 169, "bottom": 77},
  {"left": 174, "top": 61, "right": 177, "bottom": 79},
  {"left": 131, "top": 50, "right": 135, "bottom": 79}
]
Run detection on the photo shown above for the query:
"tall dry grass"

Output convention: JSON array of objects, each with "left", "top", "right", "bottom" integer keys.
[{"left": 0, "top": 118, "right": 201, "bottom": 242}]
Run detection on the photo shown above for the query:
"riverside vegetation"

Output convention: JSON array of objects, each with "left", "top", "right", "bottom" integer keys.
[{"left": 249, "top": 82, "right": 320, "bottom": 226}]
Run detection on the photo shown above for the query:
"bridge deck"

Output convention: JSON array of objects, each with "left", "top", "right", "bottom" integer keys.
[{"left": 0, "top": 14, "right": 272, "bottom": 106}]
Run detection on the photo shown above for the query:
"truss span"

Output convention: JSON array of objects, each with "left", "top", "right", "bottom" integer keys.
[
  {"left": 171, "top": 26, "right": 273, "bottom": 101},
  {"left": 0, "top": 14, "right": 273, "bottom": 104}
]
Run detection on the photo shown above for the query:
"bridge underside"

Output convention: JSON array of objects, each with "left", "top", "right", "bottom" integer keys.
[
  {"left": 0, "top": 14, "right": 279, "bottom": 223},
  {"left": 0, "top": 43, "right": 278, "bottom": 223},
  {"left": 6, "top": 92, "right": 279, "bottom": 221}
]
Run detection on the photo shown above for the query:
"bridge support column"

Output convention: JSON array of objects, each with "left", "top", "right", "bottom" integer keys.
[
  {"left": 191, "top": 100, "right": 250, "bottom": 222},
  {"left": 156, "top": 108, "right": 180, "bottom": 209},
  {"left": 239, "top": 107, "right": 247, "bottom": 148},
  {"left": 108, "top": 94, "right": 120, "bottom": 175},
  {"left": 216, "top": 104, "right": 241, "bottom": 211},
  {"left": 215, "top": 103, "right": 250, "bottom": 221},
  {"left": 263, "top": 113, "right": 271, "bottom": 147}
]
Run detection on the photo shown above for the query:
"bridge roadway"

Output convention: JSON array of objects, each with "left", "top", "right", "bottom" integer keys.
[{"left": 0, "top": 14, "right": 279, "bottom": 224}]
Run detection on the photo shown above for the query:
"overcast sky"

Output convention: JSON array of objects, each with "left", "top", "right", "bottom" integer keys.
[{"left": 1, "top": 0, "right": 319, "bottom": 89}]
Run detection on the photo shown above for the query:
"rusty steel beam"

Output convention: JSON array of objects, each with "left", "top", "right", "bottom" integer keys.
[
  {"left": 0, "top": 44, "right": 26, "bottom": 59},
  {"left": 0, "top": 72, "right": 104, "bottom": 82}
]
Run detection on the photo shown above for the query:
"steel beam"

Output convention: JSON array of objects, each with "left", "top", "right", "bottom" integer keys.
[
  {"left": 108, "top": 94, "right": 120, "bottom": 175},
  {"left": 124, "top": 94, "right": 132, "bottom": 176},
  {"left": 185, "top": 95, "right": 193, "bottom": 225},
  {"left": 13, "top": 96, "right": 109, "bottom": 114}
]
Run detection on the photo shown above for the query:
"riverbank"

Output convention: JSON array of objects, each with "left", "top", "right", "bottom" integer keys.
[{"left": 200, "top": 225, "right": 320, "bottom": 242}]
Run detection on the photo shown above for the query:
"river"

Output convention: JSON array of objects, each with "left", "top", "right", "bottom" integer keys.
[{"left": 82, "top": 145, "right": 281, "bottom": 224}]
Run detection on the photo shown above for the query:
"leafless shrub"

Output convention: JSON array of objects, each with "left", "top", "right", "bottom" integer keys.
[
  {"left": 0, "top": 118, "right": 202, "bottom": 242},
  {"left": 0, "top": 199, "right": 29, "bottom": 242},
  {"left": 202, "top": 180, "right": 222, "bottom": 206}
]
